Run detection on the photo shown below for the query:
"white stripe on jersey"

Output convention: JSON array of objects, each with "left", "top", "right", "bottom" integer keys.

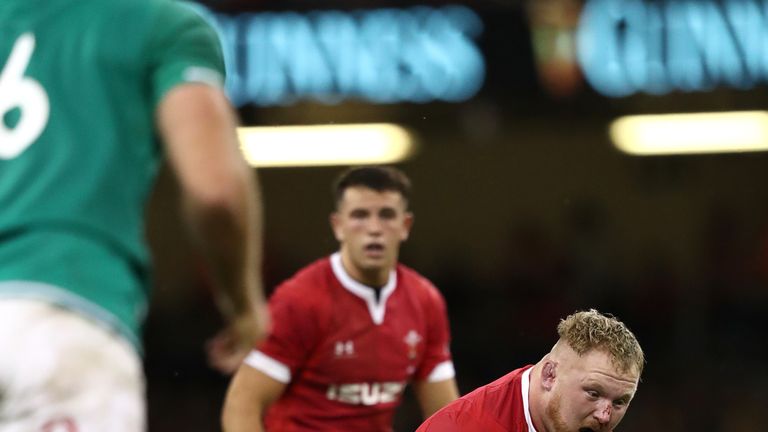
[
  {"left": 426, "top": 360, "right": 456, "bottom": 382},
  {"left": 244, "top": 350, "right": 292, "bottom": 383}
]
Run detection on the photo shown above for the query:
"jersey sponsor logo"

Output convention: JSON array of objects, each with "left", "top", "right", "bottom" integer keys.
[
  {"left": 192, "top": 5, "right": 485, "bottom": 107},
  {"left": 0, "top": 33, "right": 50, "bottom": 159},
  {"left": 334, "top": 340, "right": 355, "bottom": 358},
  {"left": 326, "top": 381, "right": 405, "bottom": 406},
  {"left": 577, "top": 0, "right": 768, "bottom": 97},
  {"left": 404, "top": 329, "right": 422, "bottom": 360}
]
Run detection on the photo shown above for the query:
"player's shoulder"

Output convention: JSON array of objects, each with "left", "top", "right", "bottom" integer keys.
[
  {"left": 73, "top": 0, "right": 201, "bottom": 38},
  {"left": 271, "top": 257, "right": 334, "bottom": 302},
  {"left": 464, "top": 365, "right": 531, "bottom": 408},
  {"left": 451, "top": 366, "right": 531, "bottom": 431},
  {"left": 396, "top": 263, "right": 445, "bottom": 304},
  {"left": 122, "top": 0, "right": 196, "bottom": 15},
  {"left": 417, "top": 397, "right": 483, "bottom": 432},
  {"left": 105, "top": 0, "right": 212, "bottom": 33},
  {"left": 484, "top": 365, "right": 531, "bottom": 391},
  {"left": 94, "top": 0, "right": 160, "bottom": 19},
  {"left": 51, "top": 0, "right": 150, "bottom": 27},
  {"left": 145, "top": 0, "right": 215, "bottom": 31}
]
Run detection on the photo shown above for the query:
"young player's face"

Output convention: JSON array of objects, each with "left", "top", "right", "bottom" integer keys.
[
  {"left": 331, "top": 186, "right": 413, "bottom": 283},
  {"left": 546, "top": 349, "right": 639, "bottom": 432}
]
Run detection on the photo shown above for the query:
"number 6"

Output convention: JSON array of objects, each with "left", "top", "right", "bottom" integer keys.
[{"left": 0, "top": 33, "right": 50, "bottom": 160}]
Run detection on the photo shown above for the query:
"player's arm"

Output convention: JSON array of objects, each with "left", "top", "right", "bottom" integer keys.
[
  {"left": 413, "top": 378, "right": 460, "bottom": 418},
  {"left": 222, "top": 363, "right": 287, "bottom": 432},
  {"left": 414, "top": 283, "right": 459, "bottom": 417},
  {"left": 156, "top": 83, "right": 268, "bottom": 371}
]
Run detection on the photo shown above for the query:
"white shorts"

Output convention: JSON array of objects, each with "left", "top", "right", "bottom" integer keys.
[{"left": 0, "top": 299, "right": 145, "bottom": 432}]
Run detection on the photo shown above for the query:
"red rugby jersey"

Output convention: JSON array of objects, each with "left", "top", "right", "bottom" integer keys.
[
  {"left": 416, "top": 365, "right": 536, "bottom": 432},
  {"left": 245, "top": 253, "right": 455, "bottom": 431}
]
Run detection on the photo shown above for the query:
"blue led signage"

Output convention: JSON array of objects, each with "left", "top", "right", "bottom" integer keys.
[
  {"left": 577, "top": 0, "right": 768, "bottom": 97},
  {"left": 192, "top": 5, "right": 485, "bottom": 107}
]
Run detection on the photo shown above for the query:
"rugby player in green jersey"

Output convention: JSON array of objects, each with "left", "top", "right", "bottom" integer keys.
[{"left": 0, "top": 0, "right": 268, "bottom": 429}]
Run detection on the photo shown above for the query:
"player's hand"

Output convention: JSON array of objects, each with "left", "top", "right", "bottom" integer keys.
[{"left": 206, "top": 301, "right": 270, "bottom": 374}]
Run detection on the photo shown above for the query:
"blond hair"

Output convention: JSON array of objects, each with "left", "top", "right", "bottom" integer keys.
[{"left": 557, "top": 309, "right": 644, "bottom": 375}]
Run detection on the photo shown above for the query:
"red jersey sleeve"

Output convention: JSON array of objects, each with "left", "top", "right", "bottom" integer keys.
[
  {"left": 256, "top": 281, "right": 320, "bottom": 375},
  {"left": 416, "top": 409, "right": 466, "bottom": 432},
  {"left": 414, "top": 280, "right": 454, "bottom": 382},
  {"left": 417, "top": 399, "right": 508, "bottom": 432}
]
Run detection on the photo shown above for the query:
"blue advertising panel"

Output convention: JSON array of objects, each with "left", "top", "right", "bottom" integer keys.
[
  {"left": 192, "top": 4, "right": 487, "bottom": 107},
  {"left": 577, "top": 0, "right": 768, "bottom": 97}
]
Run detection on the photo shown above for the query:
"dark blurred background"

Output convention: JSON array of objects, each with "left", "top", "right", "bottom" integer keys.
[{"left": 143, "top": 0, "right": 768, "bottom": 430}]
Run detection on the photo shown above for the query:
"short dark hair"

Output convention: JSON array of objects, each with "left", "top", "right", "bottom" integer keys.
[{"left": 332, "top": 166, "right": 412, "bottom": 209}]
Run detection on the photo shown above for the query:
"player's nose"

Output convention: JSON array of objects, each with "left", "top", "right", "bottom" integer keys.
[
  {"left": 593, "top": 400, "right": 612, "bottom": 424},
  {"left": 366, "top": 217, "right": 384, "bottom": 233}
]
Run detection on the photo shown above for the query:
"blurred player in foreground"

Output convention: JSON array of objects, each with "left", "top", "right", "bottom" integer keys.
[
  {"left": 222, "top": 166, "right": 459, "bottom": 431},
  {"left": 0, "top": 0, "right": 267, "bottom": 430},
  {"left": 417, "top": 309, "right": 644, "bottom": 432}
]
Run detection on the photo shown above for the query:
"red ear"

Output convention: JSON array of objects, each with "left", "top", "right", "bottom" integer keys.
[{"left": 541, "top": 361, "right": 557, "bottom": 391}]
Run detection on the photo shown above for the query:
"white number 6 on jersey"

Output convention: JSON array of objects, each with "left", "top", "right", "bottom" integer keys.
[{"left": 0, "top": 33, "right": 50, "bottom": 160}]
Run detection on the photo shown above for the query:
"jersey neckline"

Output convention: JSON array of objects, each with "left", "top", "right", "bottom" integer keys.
[
  {"left": 330, "top": 252, "right": 397, "bottom": 325},
  {"left": 522, "top": 366, "right": 538, "bottom": 432}
]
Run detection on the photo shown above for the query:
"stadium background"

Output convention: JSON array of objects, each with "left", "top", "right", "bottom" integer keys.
[{"left": 143, "top": 0, "right": 768, "bottom": 430}]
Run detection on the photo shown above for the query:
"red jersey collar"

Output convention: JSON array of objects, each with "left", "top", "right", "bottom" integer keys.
[{"left": 330, "top": 252, "right": 397, "bottom": 325}]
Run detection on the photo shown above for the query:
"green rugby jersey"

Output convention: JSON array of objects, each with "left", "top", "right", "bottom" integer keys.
[{"left": 0, "top": 0, "right": 225, "bottom": 349}]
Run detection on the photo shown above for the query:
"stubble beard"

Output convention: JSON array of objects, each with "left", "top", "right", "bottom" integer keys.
[
  {"left": 545, "top": 393, "right": 600, "bottom": 432},
  {"left": 545, "top": 393, "right": 571, "bottom": 432}
]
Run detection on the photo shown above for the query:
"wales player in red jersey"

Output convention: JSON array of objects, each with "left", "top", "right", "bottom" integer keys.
[
  {"left": 417, "top": 310, "right": 644, "bottom": 432},
  {"left": 223, "top": 166, "right": 459, "bottom": 431}
]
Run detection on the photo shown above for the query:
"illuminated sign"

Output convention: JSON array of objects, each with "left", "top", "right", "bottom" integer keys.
[
  {"left": 577, "top": 0, "right": 768, "bottom": 97},
  {"left": 192, "top": 5, "right": 485, "bottom": 107}
]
